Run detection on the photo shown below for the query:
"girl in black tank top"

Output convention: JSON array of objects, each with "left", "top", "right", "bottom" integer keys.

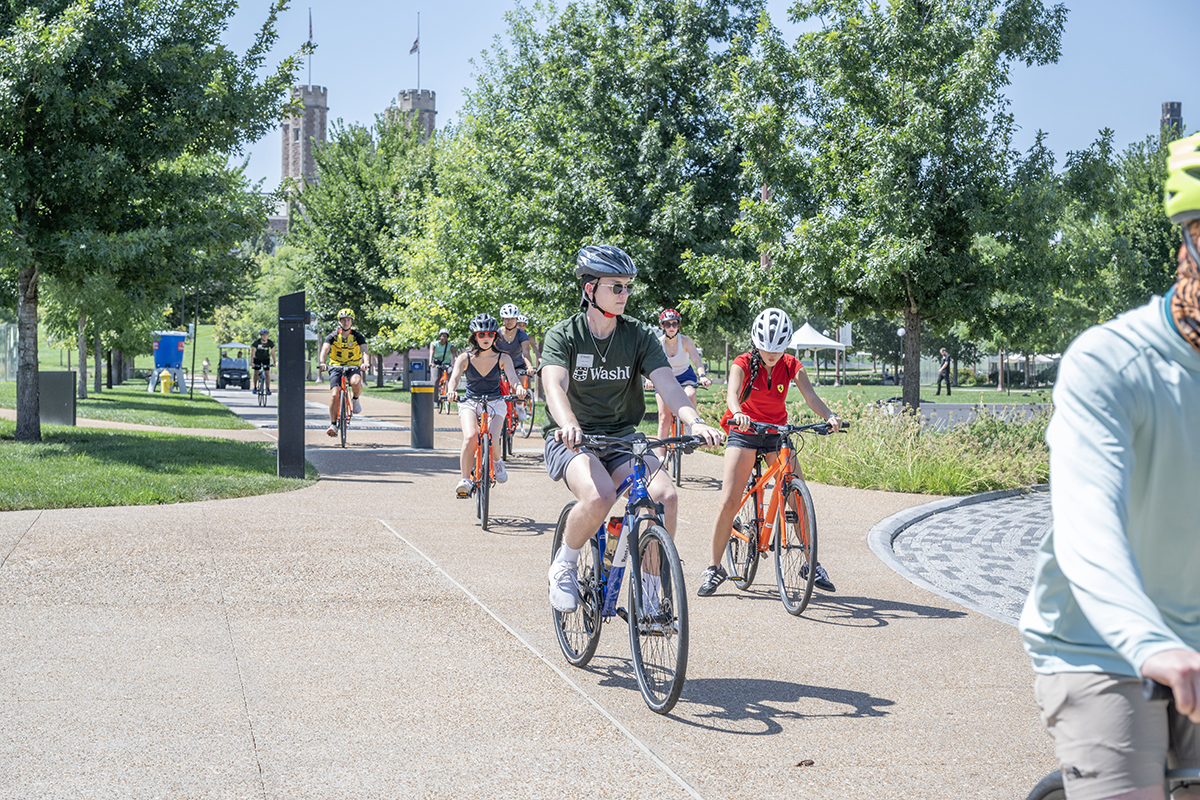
[{"left": 446, "top": 321, "right": 529, "bottom": 497}]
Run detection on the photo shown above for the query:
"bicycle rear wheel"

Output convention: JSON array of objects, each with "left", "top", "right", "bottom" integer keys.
[
  {"left": 520, "top": 396, "right": 536, "bottom": 438},
  {"left": 775, "top": 478, "right": 817, "bottom": 615},
  {"left": 628, "top": 522, "right": 688, "bottom": 714},
  {"left": 550, "top": 501, "right": 603, "bottom": 667},
  {"left": 501, "top": 414, "right": 514, "bottom": 462},
  {"left": 726, "top": 491, "right": 760, "bottom": 590},
  {"left": 257, "top": 373, "right": 267, "bottom": 406}
]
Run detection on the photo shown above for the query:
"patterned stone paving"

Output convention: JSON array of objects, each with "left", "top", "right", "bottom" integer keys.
[{"left": 891, "top": 491, "right": 1051, "bottom": 624}]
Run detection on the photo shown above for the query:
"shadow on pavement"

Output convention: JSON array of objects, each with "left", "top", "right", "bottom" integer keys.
[
  {"left": 482, "top": 516, "right": 554, "bottom": 537},
  {"left": 803, "top": 594, "right": 968, "bottom": 627},
  {"left": 677, "top": 475, "right": 721, "bottom": 491},
  {"left": 675, "top": 678, "right": 895, "bottom": 734}
]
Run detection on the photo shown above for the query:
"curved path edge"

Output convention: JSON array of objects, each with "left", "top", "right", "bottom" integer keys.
[{"left": 866, "top": 483, "right": 1049, "bottom": 626}]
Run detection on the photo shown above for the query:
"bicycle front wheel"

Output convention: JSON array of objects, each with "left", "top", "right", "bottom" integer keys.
[
  {"left": 775, "top": 478, "right": 818, "bottom": 615},
  {"left": 550, "top": 501, "right": 603, "bottom": 666},
  {"left": 339, "top": 390, "right": 350, "bottom": 448},
  {"left": 478, "top": 434, "right": 491, "bottom": 530},
  {"left": 628, "top": 523, "right": 688, "bottom": 714},
  {"left": 726, "top": 493, "right": 759, "bottom": 590},
  {"left": 670, "top": 418, "right": 684, "bottom": 486},
  {"left": 1024, "top": 772, "right": 1065, "bottom": 800}
]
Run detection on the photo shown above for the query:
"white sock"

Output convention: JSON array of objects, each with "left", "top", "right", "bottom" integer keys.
[{"left": 555, "top": 544, "right": 581, "bottom": 566}]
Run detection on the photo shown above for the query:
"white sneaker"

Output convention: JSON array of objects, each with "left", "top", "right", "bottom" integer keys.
[
  {"left": 352, "top": 397, "right": 362, "bottom": 414},
  {"left": 493, "top": 460, "right": 508, "bottom": 483},
  {"left": 517, "top": 406, "right": 528, "bottom": 421},
  {"left": 455, "top": 478, "right": 471, "bottom": 498},
  {"left": 548, "top": 560, "right": 580, "bottom": 613}
]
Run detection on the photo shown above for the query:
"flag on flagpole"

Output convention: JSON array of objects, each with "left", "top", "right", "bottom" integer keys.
[{"left": 409, "top": 37, "right": 419, "bottom": 55}]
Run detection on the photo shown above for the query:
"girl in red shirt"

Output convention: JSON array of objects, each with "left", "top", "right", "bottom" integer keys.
[{"left": 698, "top": 308, "right": 842, "bottom": 597}]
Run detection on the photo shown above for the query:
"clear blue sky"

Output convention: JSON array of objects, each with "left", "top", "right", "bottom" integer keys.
[{"left": 224, "top": 0, "right": 1200, "bottom": 190}]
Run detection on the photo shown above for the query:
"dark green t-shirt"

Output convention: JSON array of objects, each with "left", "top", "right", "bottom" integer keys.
[{"left": 539, "top": 313, "right": 671, "bottom": 437}]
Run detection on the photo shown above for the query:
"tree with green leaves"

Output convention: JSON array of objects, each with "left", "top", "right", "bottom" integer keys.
[
  {"left": 0, "top": 0, "right": 305, "bottom": 440},
  {"left": 394, "top": 0, "right": 764, "bottom": 346},
  {"left": 693, "top": 0, "right": 1067, "bottom": 409}
]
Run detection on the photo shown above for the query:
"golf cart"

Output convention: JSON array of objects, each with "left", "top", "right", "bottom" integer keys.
[{"left": 216, "top": 343, "right": 251, "bottom": 390}]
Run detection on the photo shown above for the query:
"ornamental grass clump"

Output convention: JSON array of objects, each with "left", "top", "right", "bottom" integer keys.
[{"left": 695, "top": 390, "right": 1050, "bottom": 496}]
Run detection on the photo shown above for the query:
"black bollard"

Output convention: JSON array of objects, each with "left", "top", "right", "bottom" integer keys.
[
  {"left": 278, "top": 292, "right": 308, "bottom": 478},
  {"left": 410, "top": 380, "right": 435, "bottom": 449}
]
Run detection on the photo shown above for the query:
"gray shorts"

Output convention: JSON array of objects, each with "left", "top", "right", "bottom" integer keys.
[
  {"left": 543, "top": 433, "right": 648, "bottom": 483},
  {"left": 1035, "top": 671, "right": 1200, "bottom": 799}
]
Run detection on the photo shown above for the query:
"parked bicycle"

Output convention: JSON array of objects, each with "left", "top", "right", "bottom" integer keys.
[
  {"left": 463, "top": 392, "right": 521, "bottom": 531},
  {"left": 724, "top": 420, "right": 847, "bottom": 616},
  {"left": 1025, "top": 679, "right": 1200, "bottom": 800},
  {"left": 320, "top": 365, "right": 354, "bottom": 448},
  {"left": 550, "top": 433, "right": 703, "bottom": 714}
]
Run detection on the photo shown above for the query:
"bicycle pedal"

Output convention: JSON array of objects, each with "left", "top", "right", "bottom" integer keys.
[{"left": 615, "top": 607, "right": 628, "bottom": 623}]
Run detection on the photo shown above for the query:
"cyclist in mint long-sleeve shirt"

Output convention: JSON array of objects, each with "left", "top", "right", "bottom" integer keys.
[{"left": 1019, "top": 131, "right": 1200, "bottom": 800}]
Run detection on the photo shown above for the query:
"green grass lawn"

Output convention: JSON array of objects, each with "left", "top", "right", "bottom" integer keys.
[
  {"left": 0, "top": 382, "right": 254, "bottom": 429},
  {"left": 0, "top": 422, "right": 317, "bottom": 510}
]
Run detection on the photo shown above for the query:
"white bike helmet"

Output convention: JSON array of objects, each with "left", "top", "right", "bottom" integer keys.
[
  {"left": 751, "top": 308, "right": 793, "bottom": 352},
  {"left": 499, "top": 303, "right": 520, "bottom": 319}
]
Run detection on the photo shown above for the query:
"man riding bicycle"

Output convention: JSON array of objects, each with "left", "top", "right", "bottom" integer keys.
[
  {"left": 318, "top": 308, "right": 370, "bottom": 438},
  {"left": 540, "top": 245, "right": 724, "bottom": 613},
  {"left": 1019, "top": 132, "right": 1200, "bottom": 800},
  {"left": 497, "top": 303, "right": 535, "bottom": 419},
  {"left": 251, "top": 328, "right": 275, "bottom": 395}
]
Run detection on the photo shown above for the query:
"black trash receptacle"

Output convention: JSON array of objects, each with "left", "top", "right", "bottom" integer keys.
[{"left": 410, "top": 380, "right": 435, "bottom": 449}]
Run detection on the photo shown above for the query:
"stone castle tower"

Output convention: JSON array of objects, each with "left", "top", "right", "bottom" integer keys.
[
  {"left": 282, "top": 85, "right": 329, "bottom": 184},
  {"left": 398, "top": 90, "right": 436, "bottom": 141},
  {"left": 1162, "top": 102, "right": 1184, "bottom": 140}
]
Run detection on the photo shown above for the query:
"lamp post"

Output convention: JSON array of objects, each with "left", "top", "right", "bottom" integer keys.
[{"left": 896, "top": 327, "right": 906, "bottom": 386}]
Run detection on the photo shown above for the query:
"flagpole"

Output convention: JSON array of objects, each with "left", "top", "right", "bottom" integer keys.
[
  {"left": 308, "top": 7, "right": 312, "bottom": 87},
  {"left": 417, "top": 12, "right": 421, "bottom": 92}
]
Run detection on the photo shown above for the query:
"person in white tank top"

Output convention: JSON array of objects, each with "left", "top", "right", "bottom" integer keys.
[{"left": 651, "top": 308, "right": 710, "bottom": 453}]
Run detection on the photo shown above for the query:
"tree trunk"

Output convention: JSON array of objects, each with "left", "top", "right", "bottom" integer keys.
[
  {"left": 402, "top": 351, "right": 411, "bottom": 391},
  {"left": 376, "top": 352, "right": 384, "bottom": 387},
  {"left": 107, "top": 349, "right": 112, "bottom": 389},
  {"left": 902, "top": 306, "right": 921, "bottom": 410},
  {"left": 93, "top": 322, "right": 102, "bottom": 394},
  {"left": 952, "top": 357, "right": 958, "bottom": 386},
  {"left": 77, "top": 313, "right": 88, "bottom": 400},
  {"left": 15, "top": 265, "right": 41, "bottom": 442}
]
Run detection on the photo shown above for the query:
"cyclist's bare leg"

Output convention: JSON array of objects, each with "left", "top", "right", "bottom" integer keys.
[
  {"left": 458, "top": 407, "right": 480, "bottom": 480},
  {"left": 1102, "top": 788, "right": 1162, "bottom": 800},
  {"left": 328, "top": 383, "right": 340, "bottom": 423},
  {"left": 487, "top": 409, "right": 506, "bottom": 467},
  {"left": 709, "top": 445, "right": 761, "bottom": 566},
  {"left": 560, "top": 453, "right": 619, "bottom": 551},
  {"left": 349, "top": 371, "right": 364, "bottom": 398}
]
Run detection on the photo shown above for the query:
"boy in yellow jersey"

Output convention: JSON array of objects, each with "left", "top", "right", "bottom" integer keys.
[{"left": 318, "top": 309, "right": 370, "bottom": 437}]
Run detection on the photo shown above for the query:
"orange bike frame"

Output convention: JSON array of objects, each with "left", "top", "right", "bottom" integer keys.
[
  {"left": 474, "top": 404, "right": 494, "bottom": 483},
  {"left": 732, "top": 436, "right": 797, "bottom": 552},
  {"left": 336, "top": 374, "right": 351, "bottom": 423},
  {"left": 500, "top": 374, "right": 531, "bottom": 433}
]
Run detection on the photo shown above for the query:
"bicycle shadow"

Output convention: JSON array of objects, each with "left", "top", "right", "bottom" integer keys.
[
  {"left": 676, "top": 475, "right": 720, "bottom": 491},
  {"left": 674, "top": 677, "right": 895, "bottom": 734},
  {"left": 718, "top": 587, "right": 967, "bottom": 627},
  {"left": 483, "top": 516, "right": 553, "bottom": 537}
]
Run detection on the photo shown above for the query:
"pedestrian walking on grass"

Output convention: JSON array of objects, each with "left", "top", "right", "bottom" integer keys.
[{"left": 936, "top": 348, "right": 951, "bottom": 396}]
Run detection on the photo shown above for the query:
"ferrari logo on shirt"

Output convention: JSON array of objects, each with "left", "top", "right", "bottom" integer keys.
[{"left": 778, "top": 383, "right": 785, "bottom": 393}]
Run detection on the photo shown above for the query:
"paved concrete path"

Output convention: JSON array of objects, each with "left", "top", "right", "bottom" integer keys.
[{"left": 0, "top": 394, "right": 1057, "bottom": 799}]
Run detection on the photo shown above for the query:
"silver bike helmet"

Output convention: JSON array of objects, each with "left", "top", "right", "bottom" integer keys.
[
  {"left": 750, "top": 308, "right": 793, "bottom": 353},
  {"left": 575, "top": 245, "right": 637, "bottom": 279},
  {"left": 499, "top": 303, "right": 520, "bottom": 319},
  {"left": 469, "top": 314, "right": 499, "bottom": 334}
]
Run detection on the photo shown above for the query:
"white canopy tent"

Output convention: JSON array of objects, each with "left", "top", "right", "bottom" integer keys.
[
  {"left": 789, "top": 323, "right": 845, "bottom": 352},
  {"left": 789, "top": 323, "right": 846, "bottom": 385}
]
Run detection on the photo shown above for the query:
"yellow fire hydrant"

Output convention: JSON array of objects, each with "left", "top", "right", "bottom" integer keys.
[{"left": 159, "top": 369, "right": 174, "bottom": 394}]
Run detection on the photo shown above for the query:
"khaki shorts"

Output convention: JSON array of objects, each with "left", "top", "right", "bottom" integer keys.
[{"left": 1035, "top": 672, "right": 1200, "bottom": 799}]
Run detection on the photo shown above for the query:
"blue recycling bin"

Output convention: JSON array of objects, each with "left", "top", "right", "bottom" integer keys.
[
  {"left": 153, "top": 332, "right": 186, "bottom": 370},
  {"left": 409, "top": 359, "right": 428, "bottom": 382}
]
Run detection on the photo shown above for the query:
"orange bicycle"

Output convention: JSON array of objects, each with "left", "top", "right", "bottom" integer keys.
[
  {"left": 464, "top": 392, "right": 520, "bottom": 530},
  {"left": 434, "top": 361, "right": 452, "bottom": 414},
  {"left": 499, "top": 371, "right": 536, "bottom": 461},
  {"left": 725, "top": 420, "right": 848, "bottom": 615},
  {"left": 320, "top": 365, "right": 357, "bottom": 448},
  {"left": 662, "top": 411, "right": 686, "bottom": 486}
]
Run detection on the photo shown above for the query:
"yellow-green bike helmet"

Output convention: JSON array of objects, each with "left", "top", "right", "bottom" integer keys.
[
  {"left": 337, "top": 308, "right": 355, "bottom": 320},
  {"left": 1165, "top": 133, "right": 1200, "bottom": 266}
]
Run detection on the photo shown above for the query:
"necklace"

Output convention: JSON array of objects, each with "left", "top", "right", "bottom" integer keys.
[{"left": 587, "top": 321, "right": 616, "bottom": 364}]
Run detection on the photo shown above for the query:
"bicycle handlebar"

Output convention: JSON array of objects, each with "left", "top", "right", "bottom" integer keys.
[
  {"left": 743, "top": 420, "right": 850, "bottom": 436},
  {"left": 458, "top": 393, "right": 522, "bottom": 403},
  {"left": 579, "top": 434, "right": 707, "bottom": 456}
]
